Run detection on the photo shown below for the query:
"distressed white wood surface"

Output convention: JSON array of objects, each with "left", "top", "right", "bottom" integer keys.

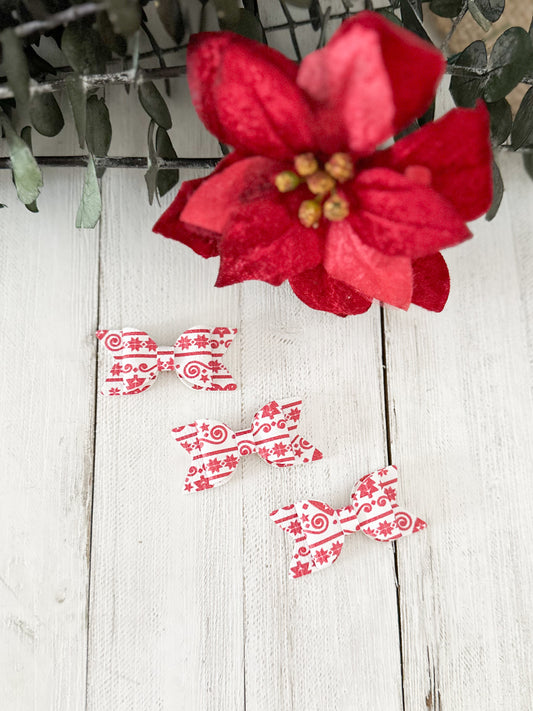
[
  {"left": 1, "top": 15, "right": 533, "bottom": 711},
  {"left": 0, "top": 170, "right": 98, "bottom": 711}
]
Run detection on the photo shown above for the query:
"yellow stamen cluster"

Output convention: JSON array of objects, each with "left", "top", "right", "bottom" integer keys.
[{"left": 274, "top": 152, "right": 354, "bottom": 228}]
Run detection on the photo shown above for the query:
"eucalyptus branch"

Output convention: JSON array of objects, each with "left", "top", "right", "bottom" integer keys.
[
  {"left": 13, "top": 1, "right": 107, "bottom": 38},
  {"left": 0, "top": 155, "right": 221, "bottom": 170},
  {"left": 278, "top": 0, "right": 302, "bottom": 62},
  {"left": 0, "top": 65, "right": 186, "bottom": 101},
  {"left": 445, "top": 64, "right": 533, "bottom": 84},
  {"left": 262, "top": 10, "right": 351, "bottom": 32}
]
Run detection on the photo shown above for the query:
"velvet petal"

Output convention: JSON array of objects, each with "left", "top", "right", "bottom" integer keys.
[
  {"left": 152, "top": 177, "right": 220, "bottom": 258},
  {"left": 371, "top": 103, "right": 493, "bottom": 222},
  {"left": 297, "top": 22, "right": 395, "bottom": 155},
  {"left": 324, "top": 221, "right": 413, "bottom": 309},
  {"left": 289, "top": 264, "right": 372, "bottom": 316},
  {"left": 187, "top": 32, "right": 315, "bottom": 160},
  {"left": 215, "top": 192, "right": 324, "bottom": 287},
  {"left": 411, "top": 252, "right": 450, "bottom": 312},
  {"left": 348, "top": 167, "right": 471, "bottom": 259},
  {"left": 329, "top": 12, "right": 445, "bottom": 133},
  {"left": 181, "top": 156, "right": 284, "bottom": 235}
]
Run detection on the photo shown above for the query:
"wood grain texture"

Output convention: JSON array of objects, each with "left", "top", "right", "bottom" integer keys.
[
  {"left": 0, "top": 169, "right": 98, "bottom": 711},
  {"left": 386, "top": 92, "right": 533, "bottom": 710},
  {"left": 239, "top": 285, "right": 404, "bottom": 711},
  {"left": 86, "top": 74, "right": 246, "bottom": 710}
]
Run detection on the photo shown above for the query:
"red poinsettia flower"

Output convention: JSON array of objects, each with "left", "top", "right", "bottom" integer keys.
[{"left": 153, "top": 11, "right": 492, "bottom": 316}]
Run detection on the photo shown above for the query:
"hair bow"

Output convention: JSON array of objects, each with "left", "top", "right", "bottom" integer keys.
[
  {"left": 96, "top": 326, "right": 237, "bottom": 395},
  {"left": 173, "top": 398, "right": 322, "bottom": 493},
  {"left": 271, "top": 466, "right": 426, "bottom": 578}
]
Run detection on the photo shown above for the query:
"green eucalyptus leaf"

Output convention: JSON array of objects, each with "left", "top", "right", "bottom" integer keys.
[
  {"left": 429, "top": 0, "right": 463, "bottom": 18},
  {"left": 30, "top": 92, "right": 64, "bottom": 137},
  {"left": 400, "top": 0, "right": 431, "bottom": 43},
  {"left": 511, "top": 86, "right": 533, "bottom": 150},
  {"left": 86, "top": 95, "right": 112, "bottom": 157},
  {"left": 308, "top": 0, "right": 321, "bottom": 31},
  {"left": 473, "top": 0, "right": 504, "bottom": 22},
  {"left": 97, "top": 11, "right": 128, "bottom": 56},
  {"left": 20, "top": 125, "right": 39, "bottom": 212},
  {"left": 487, "top": 98, "right": 512, "bottom": 145},
  {"left": 449, "top": 40, "right": 487, "bottom": 107},
  {"left": 467, "top": 0, "right": 492, "bottom": 31},
  {"left": 138, "top": 81, "right": 172, "bottom": 129},
  {"left": 484, "top": 27, "right": 533, "bottom": 102},
  {"left": 377, "top": 8, "right": 403, "bottom": 25},
  {"left": 61, "top": 21, "right": 109, "bottom": 74},
  {"left": 0, "top": 111, "right": 43, "bottom": 205},
  {"left": 144, "top": 119, "right": 158, "bottom": 205},
  {"left": 523, "top": 152, "right": 533, "bottom": 180},
  {"left": 1, "top": 28, "right": 30, "bottom": 115},
  {"left": 225, "top": 8, "right": 265, "bottom": 42},
  {"left": 155, "top": 0, "right": 185, "bottom": 44},
  {"left": 76, "top": 156, "right": 102, "bottom": 228},
  {"left": 66, "top": 74, "right": 87, "bottom": 149},
  {"left": 107, "top": 0, "right": 142, "bottom": 37},
  {"left": 486, "top": 160, "right": 503, "bottom": 221},
  {"left": 21, "top": 125, "right": 32, "bottom": 149},
  {"left": 25, "top": 46, "right": 57, "bottom": 78},
  {"left": 155, "top": 126, "right": 179, "bottom": 198}
]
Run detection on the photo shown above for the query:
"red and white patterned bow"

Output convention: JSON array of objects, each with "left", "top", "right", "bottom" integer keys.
[
  {"left": 173, "top": 398, "right": 322, "bottom": 493},
  {"left": 96, "top": 326, "right": 237, "bottom": 395},
  {"left": 271, "top": 466, "right": 426, "bottom": 578}
]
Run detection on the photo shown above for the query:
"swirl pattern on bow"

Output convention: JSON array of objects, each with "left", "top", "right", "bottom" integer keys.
[
  {"left": 271, "top": 466, "right": 426, "bottom": 578},
  {"left": 96, "top": 326, "right": 237, "bottom": 395},
  {"left": 173, "top": 398, "right": 322, "bottom": 493}
]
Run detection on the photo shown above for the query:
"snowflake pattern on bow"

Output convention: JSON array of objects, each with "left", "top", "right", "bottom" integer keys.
[
  {"left": 96, "top": 326, "right": 237, "bottom": 395},
  {"left": 271, "top": 465, "right": 426, "bottom": 578},
  {"left": 173, "top": 398, "right": 322, "bottom": 493}
]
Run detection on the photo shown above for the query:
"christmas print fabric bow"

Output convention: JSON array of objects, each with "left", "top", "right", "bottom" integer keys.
[
  {"left": 173, "top": 398, "right": 322, "bottom": 492},
  {"left": 96, "top": 326, "right": 237, "bottom": 395},
  {"left": 271, "top": 465, "right": 426, "bottom": 578}
]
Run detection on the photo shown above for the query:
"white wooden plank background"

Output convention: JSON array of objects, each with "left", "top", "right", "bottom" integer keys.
[{"left": 1, "top": 10, "right": 533, "bottom": 711}]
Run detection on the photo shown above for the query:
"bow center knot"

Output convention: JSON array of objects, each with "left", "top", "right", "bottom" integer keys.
[
  {"left": 335, "top": 505, "right": 359, "bottom": 536},
  {"left": 156, "top": 346, "right": 175, "bottom": 371},
  {"left": 234, "top": 427, "right": 257, "bottom": 457}
]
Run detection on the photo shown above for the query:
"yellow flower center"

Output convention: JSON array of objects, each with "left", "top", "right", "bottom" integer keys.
[{"left": 274, "top": 152, "right": 354, "bottom": 228}]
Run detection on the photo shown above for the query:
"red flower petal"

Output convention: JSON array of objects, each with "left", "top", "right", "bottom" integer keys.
[
  {"left": 187, "top": 32, "right": 315, "bottom": 160},
  {"left": 333, "top": 12, "right": 445, "bottom": 133},
  {"left": 289, "top": 264, "right": 372, "bottom": 316},
  {"left": 152, "top": 177, "right": 220, "bottom": 258},
  {"left": 411, "top": 252, "right": 450, "bottom": 312},
  {"left": 215, "top": 194, "right": 323, "bottom": 287},
  {"left": 181, "top": 156, "right": 284, "bottom": 235},
  {"left": 297, "top": 20, "right": 395, "bottom": 155},
  {"left": 348, "top": 167, "right": 471, "bottom": 259},
  {"left": 372, "top": 103, "right": 493, "bottom": 222},
  {"left": 324, "top": 221, "right": 413, "bottom": 309}
]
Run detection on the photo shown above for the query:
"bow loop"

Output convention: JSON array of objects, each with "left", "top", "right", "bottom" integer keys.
[
  {"left": 272, "top": 465, "right": 426, "bottom": 578},
  {"left": 250, "top": 400, "right": 296, "bottom": 467},
  {"left": 173, "top": 327, "right": 238, "bottom": 391},
  {"left": 174, "top": 398, "right": 322, "bottom": 493},
  {"left": 173, "top": 420, "right": 241, "bottom": 493},
  {"left": 97, "top": 325, "right": 237, "bottom": 395},
  {"left": 96, "top": 328, "right": 158, "bottom": 395}
]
